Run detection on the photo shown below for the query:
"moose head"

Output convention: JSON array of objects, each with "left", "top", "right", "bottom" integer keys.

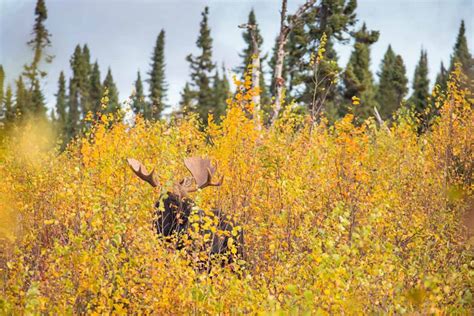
[{"left": 126, "top": 157, "right": 244, "bottom": 265}]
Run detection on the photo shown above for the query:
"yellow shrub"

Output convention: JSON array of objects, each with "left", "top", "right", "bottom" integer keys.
[{"left": 0, "top": 69, "right": 472, "bottom": 314}]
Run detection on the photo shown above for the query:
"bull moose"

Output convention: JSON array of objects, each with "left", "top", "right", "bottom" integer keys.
[{"left": 127, "top": 157, "right": 245, "bottom": 267}]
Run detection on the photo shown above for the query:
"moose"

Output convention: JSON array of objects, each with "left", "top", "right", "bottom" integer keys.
[{"left": 127, "top": 157, "right": 245, "bottom": 267}]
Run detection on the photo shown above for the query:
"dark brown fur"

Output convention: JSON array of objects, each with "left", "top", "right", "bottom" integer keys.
[{"left": 154, "top": 192, "right": 245, "bottom": 261}]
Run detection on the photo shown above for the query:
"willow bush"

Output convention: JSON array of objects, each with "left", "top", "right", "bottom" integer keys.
[{"left": 0, "top": 68, "right": 472, "bottom": 314}]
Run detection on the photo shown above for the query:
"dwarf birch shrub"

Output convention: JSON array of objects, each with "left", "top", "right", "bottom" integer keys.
[{"left": 0, "top": 68, "right": 472, "bottom": 314}]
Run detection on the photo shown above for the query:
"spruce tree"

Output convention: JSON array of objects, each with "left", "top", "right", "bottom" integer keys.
[
  {"left": 238, "top": 9, "right": 270, "bottom": 107},
  {"left": 67, "top": 45, "right": 83, "bottom": 133},
  {"left": 148, "top": 30, "right": 167, "bottom": 119},
  {"left": 55, "top": 71, "right": 67, "bottom": 131},
  {"left": 3, "top": 86, "right": 15, "bottom": 126},
  {"left": 66, "top": 78, "right": 80, "bottom": 140},
  {"left": 0, "top": 65, "right": 4, "bottom": 107},
  {"left": 186, "top": 6, "right": 216, "bottom": 125},
  {"left": 179, "top": 82, "right": 194, "bottom": 113},
  {"left": 23, "top": 0, "right": 53, "bottom": 117},
  {"left": 238, "top": 10, "right": 263, "bottom": 73},
  {"left": 131, "top": 71, "right": 148, "bottom": 118},
  {"left": 279, "top": 0, "right": 358, "bottom": 116},
  {"left": 449, "top": 20, "right": 472, "bottom": 76},
  {"left": 30, "top": 79, "right": 46, "bottom": 118},
  {"left": 342, "top": 23, "right": 379, "bottom": 121},
  {"left": 410, "top": 49, "right": 430, "bottom": 114},
  {"left": 89, "top": 61, "right": 102, "bottom": 116},
  {"left": 103, "top": 68, "right": 120, "bottom": 113},
  {"left": 212, "top": 68, "right": 230, "bottom": 121},
  {"left": 80, "top": 44, "right": 92, "bottom": 116},
  {"left": 435, "top": 62, "right": 448, "bottom": 92},
  {"left": 15, "top": 77, "right": 28, "bottom": 120},
  {"left": 376, "top": 45, "right": 408, "bottom": 119}
]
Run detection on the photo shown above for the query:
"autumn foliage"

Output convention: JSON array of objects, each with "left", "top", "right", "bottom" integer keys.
[{"left": 0, "top": 68, "right": 472, "bottom": 314}]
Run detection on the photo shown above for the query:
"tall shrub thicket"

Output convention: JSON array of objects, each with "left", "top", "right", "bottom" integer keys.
[{"left": 0, "top": 65, "right": 472, "bottom": 314}]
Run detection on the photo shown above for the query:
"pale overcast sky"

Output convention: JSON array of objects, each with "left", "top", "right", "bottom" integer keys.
[{"left": 1, "top": 0, "right": 473, "bottom": 112}]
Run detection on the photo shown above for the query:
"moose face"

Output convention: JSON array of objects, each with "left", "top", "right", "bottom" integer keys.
[{"left": 126, "top": 157, "right": 244, "bottom": 262}]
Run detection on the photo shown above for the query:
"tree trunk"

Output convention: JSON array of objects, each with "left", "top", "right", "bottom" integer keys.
[
  {"left": 270, "top": 0, "right": 288, "bottom": 125},
  {"left": 270, "top": 0, "right": 317, "bottom": 126}
]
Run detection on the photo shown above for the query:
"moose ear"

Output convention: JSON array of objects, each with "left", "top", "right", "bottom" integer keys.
[{"left": 127, "top": 158, "right": 160, "bottom": 188}]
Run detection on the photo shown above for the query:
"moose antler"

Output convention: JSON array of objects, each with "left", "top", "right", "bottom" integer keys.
[
  {"left": 127, "top": 158, "right": 160, "bottom": 188},
  {"left": 183, "top": 157, "right": 224, "bottom": 191}
]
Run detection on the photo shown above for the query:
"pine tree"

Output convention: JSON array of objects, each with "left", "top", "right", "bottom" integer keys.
[
  {"left": 449, "top": 20, "right": 472, "bottom": 76},
  {"left": 103, "top": 68, "right": 120, "bottom": 113},
  {"left": 89, "top": 61, "right": 103, "bottom": 116},
  {"left": 55, "top": 71, "right": 67, "bottom": 131},
  {"left": 148, "top": 30, "right": 167, "bottom": 119},
  {"left": 342, "top": 23, "right": 379, "bottom": 121},
  {"left": 435, "top": 62, "right": 448, "bottom": 92},
  {"left": 410, "top": 49, "right": 430, "bottom": 114},
  {"left": 376, "top": 45, "right": 408, "bottom": 119},
  {"left": 131, "top": 71, "right": 148, "bottom": 118},
  {"left": 186, "top": 6, "right": 216, "bottom": 125},
  {"left": 23, "top": 0, "right": 53, "bottom": 117}
]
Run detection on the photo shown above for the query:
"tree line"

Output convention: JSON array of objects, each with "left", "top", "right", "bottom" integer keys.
[{"left": 0, "top": 0, "right": 472, "bottom": 142}]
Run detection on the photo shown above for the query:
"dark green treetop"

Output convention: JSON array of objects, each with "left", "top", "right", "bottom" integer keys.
[{"left": 148, "top": 29, "right": 167, "bottom": 119}]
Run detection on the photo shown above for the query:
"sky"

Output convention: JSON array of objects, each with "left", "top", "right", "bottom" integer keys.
[{"left": 1, "top": 0, "right": 473, "bottom": 112}]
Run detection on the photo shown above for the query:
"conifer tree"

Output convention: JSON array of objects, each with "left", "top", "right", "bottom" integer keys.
[
  {"left": 376, "top": 45, "right": 408, "bottom": 119},
  {"left": 55, "top": 71, "right": 67, "bottom": 130},
  {"left": 238, "top": 10, "right": 263, "bottom": 74},
  {"left": 103, "top": 68, "right": 120, "bottom": 113},
  {"left": 212, "top": 68, "right": 230, "bottom": 121},
  {"left": 80, "top": 44, "right": 92, "bottom": 116},
  {"left": 89, "top": 61, "right": 103, "bottom": 116},
  {"left": 3, "top": 86, "right": 15, "bottom": 126},
  {"left": 276, "top": 0, "right": 358, "bottom": 115},
  {"left": 68, "top": 44, "right": 95, "bottom": 119},
  {"left": 410, "top": 50, "right": 430, "bottom": 114},
  {"left": 30, "top": 79, "right": 46, "bottom": 118},
  {"left": 449, "top": 20, "right": 472, "bottom": 76},
  {"left": 66, "top": 78, "right": 79, "bottom": 139},
  {"left": 67, "top": 45, "right": 83, "bottom": 132},
  {"left": 15, "top": 77, "right": 28, "bottom": 120},
  {"left": 179, "top": 82, "right": 194, "bottom": 113},
  {"left": 148, "top": 30, "right": 167, "bottom": 119},
  {"left": 186, "top": 6, "right": 216, "bottom": 125},
  {"left": 342, "top": 23, "right": 379, "bottom": 121},
  {"left": 0, "top": 65, "right": 4, "bottom": 107},
  {"left": 131, "top": 71, "right": 148, "bottom": 118},
  {"left": 238, "top": 9, "right": 270, "bottom": 107},
  {"left": 435, "top": 62, "right": 448, "bottom": 92},
  {"left": 23, "top": 0, "right": 53, "bottom": 117}
]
